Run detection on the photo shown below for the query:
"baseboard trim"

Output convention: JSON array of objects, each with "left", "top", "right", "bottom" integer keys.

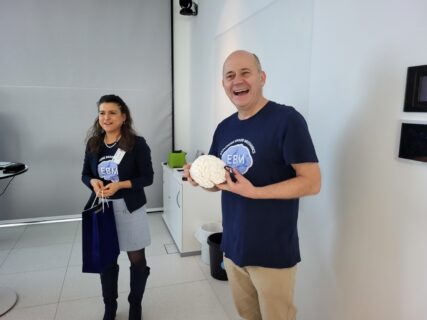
[{"left": 0, "top": 207, "right": 164, "bottom": 227}]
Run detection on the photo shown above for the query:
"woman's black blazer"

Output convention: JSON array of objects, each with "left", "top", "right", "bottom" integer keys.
[{"left": 81, "top": 136, "right": 154, "bottom": 213}]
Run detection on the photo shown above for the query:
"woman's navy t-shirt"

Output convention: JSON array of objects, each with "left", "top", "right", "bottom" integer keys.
[
  {"left": 209, "top": 101, "right": 318, "bottom": 268},
  {"left": 97, "top": 144, "right": 124, "bottom": 199}
]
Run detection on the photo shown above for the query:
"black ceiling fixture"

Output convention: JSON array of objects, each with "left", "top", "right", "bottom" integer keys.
[{"left": 179, "top": 0, "right": 198, "bottom": 16}]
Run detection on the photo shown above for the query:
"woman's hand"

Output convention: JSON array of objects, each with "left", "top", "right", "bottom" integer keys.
[
  {"left": 102, "top": 182, "right": 121, "bottom": 197},
  {"left": 90, "top": 179, "right": 104, "bottom": 196}
]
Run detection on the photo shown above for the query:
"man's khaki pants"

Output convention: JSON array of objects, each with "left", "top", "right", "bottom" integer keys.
[{"left": 224, "top": 257, "right": 297, "bottom": 320}]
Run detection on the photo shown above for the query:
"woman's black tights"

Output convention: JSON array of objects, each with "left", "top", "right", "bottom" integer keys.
[{"left": 127, "top": 248, "right": 147, "bottom": 271}]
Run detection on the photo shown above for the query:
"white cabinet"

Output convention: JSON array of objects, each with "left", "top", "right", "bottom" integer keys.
[{"left": 162, "top": 163, "right": 222, "bottom": 255}]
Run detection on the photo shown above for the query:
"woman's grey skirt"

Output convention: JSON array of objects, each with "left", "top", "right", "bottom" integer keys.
[{"left": 108, "top": 198, "right": 151, "bottom": 251}]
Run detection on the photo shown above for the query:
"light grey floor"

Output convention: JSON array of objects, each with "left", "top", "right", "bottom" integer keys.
[{"left": 0, "top": 213, "right": 241, "bottom": 320}]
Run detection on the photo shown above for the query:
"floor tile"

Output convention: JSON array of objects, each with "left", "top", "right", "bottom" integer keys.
[
  {"left": 142, "top": 280, "right": 230, "bottom": 320},
  {"left": 0, "top": 268, "right": 66, "bottom": 308},
  {"left": 0, "top": 249, "right": 10, "bottom": 266},
  {"left": 145, "top": 235, "right": 168, "bottom": 257},
  {"left": 0, "top": 213, "right": 239, "bottom": 320},
  {"left": 194, "top": 254, "right": 212, "bottom": 278},
  {"left": 61, "top": 262, "right": 133, "bottom": 302},
  {"left": 68, "top": 242, "right": 82, "bottom": 267},
  {"left": 0, "top": 226, "right": 25, "bottom": 250},
  {"left": 14, "top": 222, "right": 78, "bottom": 249},
  {"left": 58, "top": 283, "right": 232, "bottom": 320},
  {"left": 146, "top": 231, "right": 173, "bottom": 257},
  {"left": 147, "top": 254, "right": 207, "bottom": 288},
  {"left": 73, "top": 221, "right": 82, "bottom": 244},
  {"left": 0, "top": 243, "right": 72, "bottom": 274},
  {"left": 146, "top": 213, "right": 174, "bottom": 257},
  {"left": 208, "top": 278, "right": 240, "bottom": 319},
  {"left": 193, "top": 256, "right": 240, "bottom": 319},
  {"left": 55, "top": 295, "right": 106, "bottom": 320},
  {"left": 147, "top": 212, "right": 165, "bottom": 230},
  {"left": 148, "top": 213, "right": 173, "bottom": 240},
  {"left": 164, "top": 243, "right": 178, "bottom": 254},
  {"left": 1, "top": 303, "right": 57, "bottom": 320},
  {"left": 60, "top": 265, "right": 101, "bottom": 301}
]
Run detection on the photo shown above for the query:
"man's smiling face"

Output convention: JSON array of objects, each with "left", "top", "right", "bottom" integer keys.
[{"left": 222, "top": 51, "right": 266, "bottom": 113}]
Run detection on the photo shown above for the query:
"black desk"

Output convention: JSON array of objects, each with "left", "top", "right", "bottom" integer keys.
[
  {"left": 0, "top": 162, "right": 28, "bottom": 316},
  {"left": 0, "top": 163, "right": 28, "bottom": 180}
]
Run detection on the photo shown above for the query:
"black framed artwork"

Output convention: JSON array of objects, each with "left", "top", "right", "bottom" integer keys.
[
  {"left": 403, "top": 65, "right": 427, "bottom": 112},
  {"left": 399, "top": 122, "right": 427, "bottom": 163}
]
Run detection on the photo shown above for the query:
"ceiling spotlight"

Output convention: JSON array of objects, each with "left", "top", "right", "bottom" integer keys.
[{"left": 179, "top": 0, "right": 198, "bottom": 16}]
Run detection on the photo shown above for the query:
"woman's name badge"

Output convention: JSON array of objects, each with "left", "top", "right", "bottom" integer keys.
[{"left": 112, "top": 148, "right": 126, "bottom": 164}]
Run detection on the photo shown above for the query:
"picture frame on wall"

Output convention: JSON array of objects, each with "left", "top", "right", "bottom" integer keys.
[
  {"left": 398, "top": 122, "right": 427, "bottom": 163},
  {"left": 403, "top": 65, "right": 427, "bottom": 112}
]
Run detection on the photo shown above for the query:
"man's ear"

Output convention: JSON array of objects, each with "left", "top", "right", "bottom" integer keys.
[{"left": 260, "top": 71, "right": 266, "bottom": 86}]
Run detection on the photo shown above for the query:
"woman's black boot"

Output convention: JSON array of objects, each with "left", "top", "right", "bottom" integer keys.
[
  {"left": 128, "top": 266, "right": 150, "bottom": 320},
  {"left": 100, "top": 264, "right": 119, "bottom": 320}
]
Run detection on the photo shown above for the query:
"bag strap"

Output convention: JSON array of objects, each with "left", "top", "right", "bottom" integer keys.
[{"left": 89, "top": 191, "right": 110, "bottom": 212}]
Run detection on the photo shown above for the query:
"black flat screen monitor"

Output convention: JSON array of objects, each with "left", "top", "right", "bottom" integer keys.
[
  {"left": 399, "top": 123, "right": 427, "bottom": 163},
  {"left": 404, "top": 65, "right": 427, "bottom": 112}
]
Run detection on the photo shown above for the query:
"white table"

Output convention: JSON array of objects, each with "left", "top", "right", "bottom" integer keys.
[{"left": 0, "top": 162, "right": 28, "bottom": 315}]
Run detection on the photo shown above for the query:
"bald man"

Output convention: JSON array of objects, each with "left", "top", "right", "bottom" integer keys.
[{"left": 184, "top": 50, "right": 321, "bottom": 320}]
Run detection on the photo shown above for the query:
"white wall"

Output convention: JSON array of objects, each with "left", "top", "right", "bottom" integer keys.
[
  {"left": 307, "top": 0, "right": 427, "bottom": 319},
  {"left": 174, "top": 0, "right": 313, "bottom": 157},
  {"left": 174, "top": 0, "right": 427, "bottom": 319}
]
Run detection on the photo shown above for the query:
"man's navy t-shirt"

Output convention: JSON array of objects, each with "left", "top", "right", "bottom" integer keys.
[{"left": 209, "top": 101, "right": 318, "bottom": 268}]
